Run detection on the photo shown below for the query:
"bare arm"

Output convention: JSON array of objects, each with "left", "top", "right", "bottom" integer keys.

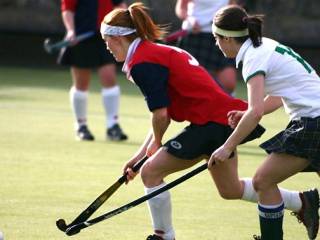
[
  {"left": 124, "top": 108, "right": 170, "bottom": 165},
  {"left": 225, "top": 75, "right": 264, "bottom": 149},
  {"left": 263, "top": 95, "right": 283, "bottom": 115},
  {"left": 148, "top": 107, "right": 171, "bottom": 155},
  {"left": 123, "top": 108, "right": 170, "bottom": 180},
  {"left": 209, "top": 74, "right": 265, "bottom": 165},
  {"left": 62, "top": 10, "right": 75, "bottom": 40},
  {"left": 175, "top": 0, "right": 190, "bottom": 20},
  {"left": 62, "top": 10, "right": 75, "bottom": 33}
]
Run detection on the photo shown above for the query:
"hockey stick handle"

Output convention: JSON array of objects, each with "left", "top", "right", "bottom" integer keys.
[
  {"left": 44, "top": 31, "right": 95, "bottom": 53},
  {"left": 66, "top": 155, "right": 148, "bottom": 227},
  {"left": 163, "top": 29, "right": 188, "bottom": 43},
  {"left": 163, "top": 22, "right": 213, "bottom": 43},
  {"left": 119, "top": 155, "right": 149, "bottom": 184},
  {"left": 65, "top": 162, "right": 208, "bottom": 236}
]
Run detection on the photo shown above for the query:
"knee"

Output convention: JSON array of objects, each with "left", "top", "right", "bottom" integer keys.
[
  {"left": 218, "top": 188, "right": 242, "bottom": 200},
  {"left": 140, "top": 163, "right": 150, "bottom": 185},
  {"left": 140, "top": 162, "right": 161, "bottom": 187},
  {"left": 252, "top": 172, "right": 269, "bottom": 192}
]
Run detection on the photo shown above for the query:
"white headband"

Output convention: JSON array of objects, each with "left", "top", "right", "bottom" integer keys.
[
  {"left": 212, "top": 24, "right": 249, "bottom": 37},
  {"left": 100, "top": 23, "right": 136, "bottom": 36}
]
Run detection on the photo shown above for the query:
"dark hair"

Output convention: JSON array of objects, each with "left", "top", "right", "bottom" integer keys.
[
  {"left": 102, "top": 2, "right": 167, "bottom": 42},
  {"left": 214, "top": 5, "right": 264, "bottom": 47}
]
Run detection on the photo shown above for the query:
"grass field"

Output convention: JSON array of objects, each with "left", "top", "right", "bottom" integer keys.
[{"left": 0, "top": 66, "right": 318, "bottom": 240}]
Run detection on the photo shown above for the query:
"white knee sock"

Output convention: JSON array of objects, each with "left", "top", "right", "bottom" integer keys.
[
  {"left": 145, "top": 183, "right": 175, "bottom": 240},
  {"left": 101, "top": 86, "right": 120, "bottom": 128},
  {"left": 241, "top": 177, "right": 302, "bottom": 212},
  {"left": 69, "top": 87, "right": 88, "bottom": 129}
]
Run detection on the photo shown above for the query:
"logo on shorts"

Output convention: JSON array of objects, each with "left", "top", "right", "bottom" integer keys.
[{"left": 170, "top": 140, "right": 182, "bottom": 149}]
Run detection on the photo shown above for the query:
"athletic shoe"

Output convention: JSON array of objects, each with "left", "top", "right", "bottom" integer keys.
[
  {"left": 77, "top": 125, "right": 94, "bottom": 141},
  {"left": 107, "top": 123, "right": 128, "bottom": 141},
  {"left": 253, "top": 235, "right": 261, "bottom": 240},
  {"left": 291, "top": 188, "right": 319, "bottom": 240},
  {"left": 146, "top": 235, "right": 164, "bottom": 240}
]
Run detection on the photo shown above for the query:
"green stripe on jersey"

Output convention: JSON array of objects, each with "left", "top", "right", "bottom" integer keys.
[{"left": 245, "top": 70, "right": 266, "bottom": 82}]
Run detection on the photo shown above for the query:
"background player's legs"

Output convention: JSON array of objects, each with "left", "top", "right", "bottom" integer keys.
[
  {"left": 215, "top": 66, "right": 237, "bottom": 95},
  {"left": 70, "top": 67, "right": 94, "bottom": 141},
  {"left": 98, "top": 63, "right": 127, "bottom": 141}
]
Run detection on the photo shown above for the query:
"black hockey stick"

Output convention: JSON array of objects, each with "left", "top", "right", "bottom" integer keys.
[
  {"left": 56, "top": 155, "right": 148, "bottom": 233},
  {"left": 43, "top": 31, "right": 94, "bottom": 54},
  {"left": 65, "top": 162, "right": 208, "bottom": 236}
]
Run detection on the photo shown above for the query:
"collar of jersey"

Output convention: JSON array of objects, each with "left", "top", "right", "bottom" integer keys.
[
  {"left": 236, "top": 38, "right": 252, "bottom": 68},
  {"left": 122, "top": 38, "right": 142, "bottom": 75}
]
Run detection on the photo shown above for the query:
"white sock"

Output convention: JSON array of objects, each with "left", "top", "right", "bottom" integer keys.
[
  {"left": 145, "top": 183, "right": 175, "bottom": 240},
  {"left": 241, "top": 177, "right": 302, "bottom": 212},
  {"left": 101, "top": 86, "right": 120, "bottom": 128},
  {"left": 69, "top": 87, "right": 88, "bottom": 129}
]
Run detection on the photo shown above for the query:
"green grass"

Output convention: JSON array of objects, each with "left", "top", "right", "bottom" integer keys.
[{"left": 0, "top": 66, "right": 318, "bottom": 240}]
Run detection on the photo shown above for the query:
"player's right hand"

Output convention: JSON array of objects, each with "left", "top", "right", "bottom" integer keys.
[
  {"left": 65, "top": 30, "right": 77, "bottom": 45},
  {"left": 122, "top": 159, "right": 140, "bottom": 184},
  {"left": 227, "top": 110, "right": 245, "bottom": 129}
]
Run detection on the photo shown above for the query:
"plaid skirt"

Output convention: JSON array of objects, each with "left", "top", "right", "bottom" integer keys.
[
  {"left": 177, "top": 32, "right": 235, "bottom": 71},
  {"left": 260, "top": 116, "right": 320, "bottom": 171}
]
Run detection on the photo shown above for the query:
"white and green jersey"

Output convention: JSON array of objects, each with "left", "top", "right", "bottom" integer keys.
[{"left": 236, "top": 37, "right": 320, "bottom": 120}]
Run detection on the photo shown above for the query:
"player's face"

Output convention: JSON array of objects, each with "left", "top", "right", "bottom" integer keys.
[
  {"left": 213, "top": 34, "right": 235, "bottom": 58},
  {"left": 104, "top": 36, "right": 126, "bottom": 62}
]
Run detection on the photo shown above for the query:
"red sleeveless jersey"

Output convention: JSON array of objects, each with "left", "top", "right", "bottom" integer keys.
[
  {"left": 127, "top": 41, "right": 247, "bottom": 125},
  {"left": 61, "top": 0, "right": 113, "bottom": 31}
]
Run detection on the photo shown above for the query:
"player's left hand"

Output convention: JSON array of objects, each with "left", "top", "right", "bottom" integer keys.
[{"left": 208, "top": 145, "right": 233, "bottom": 168}]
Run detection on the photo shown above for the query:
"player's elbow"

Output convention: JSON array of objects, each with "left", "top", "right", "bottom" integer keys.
[{"left": 249, "top": 107, "right": 264, "bottom": 122}]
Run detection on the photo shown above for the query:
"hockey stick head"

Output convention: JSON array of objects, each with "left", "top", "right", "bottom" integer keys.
[
  {"left": 56, "top": 218, "right": 68, "bottom": 232},
  {"left": 43, "top": 38, "right": 54, "bottom": 54},
  {"left": 65, "top": 223, "right": 83, "bottom": 236}
]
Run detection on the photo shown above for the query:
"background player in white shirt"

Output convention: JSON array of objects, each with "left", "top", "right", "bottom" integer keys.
[
  {"left": 209, "top": 5, "right": 320, "bottom": 240},
  {"left": 175, "top": 0, "right": 238, "bottom": 94}
]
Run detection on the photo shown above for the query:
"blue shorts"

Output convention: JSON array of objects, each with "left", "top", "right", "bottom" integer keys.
[
  {"left": 163, "top": 122, "right": 265, "bottom": 160},
  {"left": 58, "top": 33, "right": 115, "bottom": 68}
]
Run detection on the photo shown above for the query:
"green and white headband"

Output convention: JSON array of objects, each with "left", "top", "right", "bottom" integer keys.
[
  {"left": 100, "top": 23, "right": 136, "bottom": 36},
  {"left": 212, "top": 24, "right": 248, "bottom": 37}
]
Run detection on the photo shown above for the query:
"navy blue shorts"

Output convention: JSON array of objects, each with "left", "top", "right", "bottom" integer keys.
[
  {"left": 260, "top": 116, "right": 320, "bottom": 171},
  {"left": 163, "top": 122, "right": 265, "bottom": 160},
  {"left": 58, "top": 33, "right": 116, "bottom": 68}
]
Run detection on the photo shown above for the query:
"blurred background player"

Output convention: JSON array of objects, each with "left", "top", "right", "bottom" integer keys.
[
  {"left": 58, "top": 0, "right": 128, "bottom": 141},
  {"left": 175, "top": 0, "right": 238, "bottom": 95}
]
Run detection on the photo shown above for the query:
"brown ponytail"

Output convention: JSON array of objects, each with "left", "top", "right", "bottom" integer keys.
[{"left": 102, "top": 2, "right": 167, "bottom": 42}]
